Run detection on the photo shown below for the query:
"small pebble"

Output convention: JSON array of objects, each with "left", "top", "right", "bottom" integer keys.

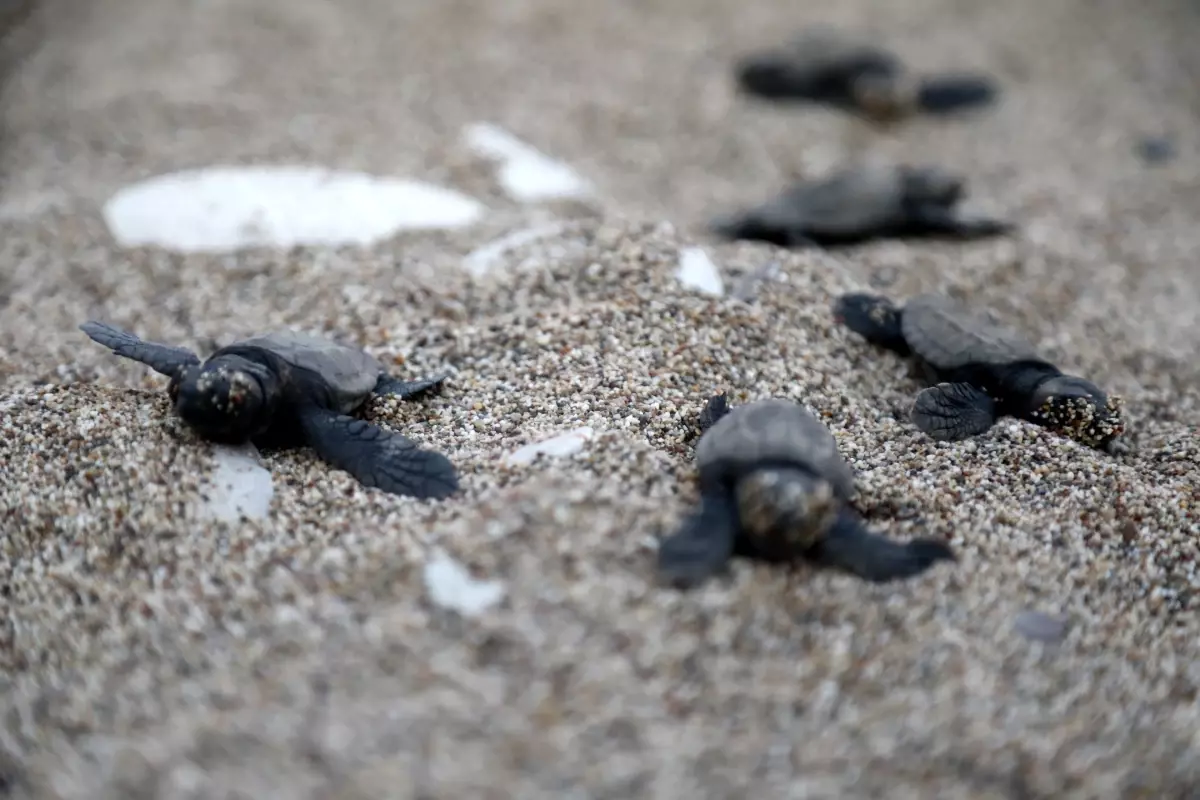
[
  {"left": 462, "top": 224, "right": 567, "bottom": 276},
  {"left": 503, "top": 427, "right": 595, "bottom": 466},
  {"left": 103, "top": 166, "right": 487, "bottom": 252},
  {"left": 1014, "top": 610, "right": 1069, "bottom": 643},
  {"left": 195, "top": 443, "right": 275, "bottom": 523},
  {"left": 423, "top": 550, "right": 506, "bottom": 616},
  {"left": 675, "top": 247, "right": 725, "bottom": 296},
  {"left": 463, "top": 122, "right": 595, "bottom": 202}
]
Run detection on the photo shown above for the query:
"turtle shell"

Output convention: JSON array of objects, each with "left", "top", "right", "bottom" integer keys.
[
  {"left": 901, "top": 293, "right": 1039, "bottom": 370},
  {"left": 695, "top": 398, "right": 856, "bottom": 498},
  {"left": 234, "top": 331, "right": 382, "bottom": 413},
  {"left": 777, "top": 165, "right": 905, "bottom": 236}
]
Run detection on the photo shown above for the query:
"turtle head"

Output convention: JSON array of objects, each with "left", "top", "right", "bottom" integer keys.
[
  {"left": 1029, "top": 375, "right": 1126, "bottom": 449},
  {"left": 851, "top": 72, "right": 916, "bottom": 120},
  {"left": 169, "top": 355, "right": 279, "bottom": 443},
  {"left": 900, "top": 166, "right": 964, "bottom": 206},
  {"left": 736, "top": 467, "right": 839, "bottom": 553}
]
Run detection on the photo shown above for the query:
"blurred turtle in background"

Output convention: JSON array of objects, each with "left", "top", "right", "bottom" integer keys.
[
  {"left": 734, "top": 25, "right": 1000, "bottom": 123},
  {"left": 0, "top": 0, "right": 32, "bottom": 37},
  {"left": 711, "top": 163, "right": 1012, "bottom": 248}
]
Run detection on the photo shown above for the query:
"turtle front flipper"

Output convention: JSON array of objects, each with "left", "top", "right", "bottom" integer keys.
[
  {"left": 906, "top": 205, "right": 1013, "bottom": 239},
  {"left": 295, "top": 405, "right": 459, "bottom": 500},
  {"left": 910, "top": 382, "right": 997, "bottom": 442},
  {"left": 708, "top": 209, "right": 819, "bottom": 249},
  {"left": 808, "top": 511, "right": 955, "bottom": 582},
  {"left": 80, "top": 321, "right": 201, "bottom": 378},
  {"left": 697, "top": 394, "right": 732, "bottom": 433},
  {"left": 735, "top": 52, "right": 822, "bottom": 101},
  {"left": 374, "top": 372, "right": 449, "bottom": 400},
  {"left": 657, "top": 490, "right": 740, "bottom": 589},
  {"left": 913, "top": 73, "right": 999, "bottom": 114},
  {"left": 832, "top": 293, "right": 911, "bottom": 356}
]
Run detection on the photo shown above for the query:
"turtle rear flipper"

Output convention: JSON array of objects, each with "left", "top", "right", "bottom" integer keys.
[
  {"left": 911, "top": 382, "right": 997, "bottom": 441},
  {"left": 914, "top": 73, "right": 999, "bottom": 114},
  {"left": 80, "top": 321, "right": 201, "bottom": 378},
  {"left": 906, "top": 205, "right": 1013, "bottom": 239},
  {"left": 657, "top": 490, "right": 740, "bottom": 589},
  {"left": 833, "top": 293, "right": 911, "bottom": 356},
  {"left": 808, "top": 511, "right": 955, "bottom": 582},
  {"left": 374, "top": 372, "right": 449, "bottom": 401},
  {"left": 296, "top": 405, "right": 459, "bottom": 500}
]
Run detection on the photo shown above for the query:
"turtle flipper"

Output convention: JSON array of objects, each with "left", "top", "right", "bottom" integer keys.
[
  {"left": 708, "top": 209, "right": 819, "bottom": 249},
  {"left": 735, "top": 53, "right": 823, "bottom": 101},
  {"left": 697, "top": 394, "right": 732, "bottom": 433},
  {"left": 295, "top": 405, "right": 459, "bottom": 500},
  {"left": 374, "top": 372, "right": 449, "bottom": 400},
  {"left": 808, "top": 511, "right": 955, "bottom": 582},
  {"left": 914, "top": 73, "right": 999, "bottom": 114},
  {"left": 80, "top": 321, "right": 202, "bottom": 378},
  {"left": 906, "top": 205, "right": 1013, "bottom": 239},
  {"left": 832, "top": 293, "right": 911, "bottom": 356},
  {"left": 911, "top": 382, "right": 997, "bottom": 441},
  {"left": 657, "top": 490, "right": 740, "bottom": 589}
]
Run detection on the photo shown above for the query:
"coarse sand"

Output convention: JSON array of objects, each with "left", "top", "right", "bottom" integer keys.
[{"left": 1, "top": 0, "right": 1200, "bottom": 797}]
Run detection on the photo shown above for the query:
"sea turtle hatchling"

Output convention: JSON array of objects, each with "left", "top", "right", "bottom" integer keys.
[
  {"left": 710, "top": 163, "right": 1012, "bottom": 249},
  {"left": 656, "top": 395, "right": 956, "bottom": 589},
  {"left": 80, "top": 321, "right": 460, "bottom": 500},
  {"left": 735, "top": 26, "right": 999, "bottom": 122},
  {"left": 833, "top": 292, "right": 1127, "bottom": 452}
]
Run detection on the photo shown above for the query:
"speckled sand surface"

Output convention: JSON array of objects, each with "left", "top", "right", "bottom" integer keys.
[{"left": 2, "top": 1, "right": 1200, "bottom": 798}]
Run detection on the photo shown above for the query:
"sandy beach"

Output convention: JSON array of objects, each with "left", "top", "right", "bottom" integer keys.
[{"left": 1, "top": 0, "right": 1199, "bottom": 797}]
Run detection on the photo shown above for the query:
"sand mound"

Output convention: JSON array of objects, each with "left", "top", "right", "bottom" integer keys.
[{"left": 2, "top": 219, "right": 1199, "bottom": 798}]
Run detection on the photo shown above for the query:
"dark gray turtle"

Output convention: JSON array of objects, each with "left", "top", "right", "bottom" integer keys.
[
  {"left": 0, "top": 0, "right": 33, "bottom": 38},
  {"left": 832, "top": 292, "right": 1127, "bottom": 451},
  {"left": 80, "top": 321, "right": 459, "bottom": 499},
  {"left": 711, "top": 163, "right": 1012, "bottom": 249},
  {"left": 657, "top": 395, "right": 955, "bottom": 588},
  {"left": 735, "top": 26, "right": 999, "bottom": 122}
]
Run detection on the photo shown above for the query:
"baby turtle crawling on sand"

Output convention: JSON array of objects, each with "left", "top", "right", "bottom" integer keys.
[
  {"left": 657, "top": 395, "right": 955, "bottom": 589},
  {"left": 80, "top": 321, "right": 459, "bottom": 499},
  {"left": 833, "top": 293, "right": 1126, "bottom": 452},
  {"left": 711, "top": 163, "right": 1012, "bottom": 249},
  {"left": 735, "top": 26, "right": 999, "bottom": 122}
]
